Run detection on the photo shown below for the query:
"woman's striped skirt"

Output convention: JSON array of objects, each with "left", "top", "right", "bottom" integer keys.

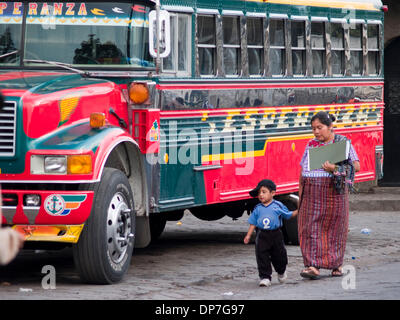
[{"left": 298, "top": 177, "right": 349, "bottom": 269}]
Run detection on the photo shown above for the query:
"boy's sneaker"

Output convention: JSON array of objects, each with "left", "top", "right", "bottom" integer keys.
[
  {"left": 259, "top": 278, "right": 271, "bottom": 287},
  {"left": 278, "top": 271, "right": 287, "bottom": 283}
]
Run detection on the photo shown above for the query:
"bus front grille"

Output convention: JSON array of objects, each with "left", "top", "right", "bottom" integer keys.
[{"left": 0, "top": 101, "right": 17, "bottom": 157}]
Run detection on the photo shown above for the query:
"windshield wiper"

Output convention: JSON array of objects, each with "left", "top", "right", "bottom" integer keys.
[
  {"left": 0, "top": 50, "right": 19, "bottom": 60},
  {"left": 23, "top": 59, "right": 91, "bottom": 77}
]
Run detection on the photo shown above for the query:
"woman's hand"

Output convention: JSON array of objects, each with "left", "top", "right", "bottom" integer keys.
[{"left": 322, "top": 161, "right": 336, "bottom": 173}]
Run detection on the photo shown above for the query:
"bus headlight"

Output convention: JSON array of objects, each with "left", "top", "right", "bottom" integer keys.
[
  {"left": 31, "top": 155, "right": 92, "bottom": 175},
  {"left": 44, "top": 156, "right": 67, "bottom": 174}
]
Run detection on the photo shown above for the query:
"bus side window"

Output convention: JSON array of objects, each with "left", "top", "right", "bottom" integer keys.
[
  {"left": 349, "top": 23, "right": 362, "bottom": 75},
  {"left": 331, "top": 23, "right": 345, "bottom": 75},
  {"left": 291, "top": 20, "right": 306, "bottom": 76},
  {"left": 222, "top": 16, "right": 241, "bottom": 76},
  {"left": 197, "top": 15, "right": 216, "bottom": 76},
  {"left": 162, "top": 13, "right": 191, "bottom": 76},
  {"left": 247, "top": 17, "right": 264, "bottom": 76},
  {"left": 367, "top": 23, "right": 380, "bottom": 75},
  {"left": 269, "top": 19, "right": 285, "bottom": 76},
  {"left": 311, "top": 21, "right": 326, "bottom": 76}
]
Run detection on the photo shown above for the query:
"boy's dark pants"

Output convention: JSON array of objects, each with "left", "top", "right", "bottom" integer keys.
[{"left": 255, "top": 228, "right": 288, "bottom": 280}]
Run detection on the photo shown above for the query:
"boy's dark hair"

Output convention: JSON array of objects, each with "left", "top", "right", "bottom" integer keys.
[{"left": 249, "top": 179, "right": 276, "bottom": 197}]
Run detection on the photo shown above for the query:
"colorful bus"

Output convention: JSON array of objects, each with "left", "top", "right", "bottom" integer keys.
[{"left": 0, "top": 0, "right": 384, "bottom": 283}]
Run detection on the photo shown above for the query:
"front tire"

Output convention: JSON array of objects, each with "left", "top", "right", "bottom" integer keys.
[
  {"left": 149, "top": 214, "right": 167, "bottom": 242},
  {"left": 73, "top": 168, "right": 136, "bottom": 284}
]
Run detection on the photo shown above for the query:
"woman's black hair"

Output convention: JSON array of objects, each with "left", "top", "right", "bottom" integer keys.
[{"left": 311, "top": 111, "right": 336, "bottom": 126}]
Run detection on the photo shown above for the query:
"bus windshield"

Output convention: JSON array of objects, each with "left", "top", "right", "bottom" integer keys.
[{"left": 0, "top": 1, "right": 154, "bottom": 68}]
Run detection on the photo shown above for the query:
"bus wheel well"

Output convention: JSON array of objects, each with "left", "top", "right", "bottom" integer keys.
[
  {"left": 103, "top": 142, "right": 146, "bottom": 217},
  {"left": 190, "top": 200, "right": 247, "bottom": 221}
]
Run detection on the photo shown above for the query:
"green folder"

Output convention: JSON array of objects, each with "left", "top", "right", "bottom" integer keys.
[{"left": 308, "top": 139, "right": 350, "bottom": 171}]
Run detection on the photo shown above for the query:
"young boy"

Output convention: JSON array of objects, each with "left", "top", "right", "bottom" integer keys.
[{"left": 244, "top": 179, "right": 298, "bottom": 287}]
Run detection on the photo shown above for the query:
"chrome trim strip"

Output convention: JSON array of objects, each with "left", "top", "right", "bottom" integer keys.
[
  {"left": 222, "top": 10, "right": 244, "bottom": 16},
  {"left": 349, "top": 19, "right": 366, "bottom": 24},
  {"left": 84, "top": 71, "right": 153, "bottom": 78},
  {"left": 193, "top": 165, "right": 223, "bottom": 171},
  {"left": 157, "top": 77, "right": 384, "bottom": 84},
  {"left": 291, "top": 15, "right": 309, "bottom": 21},
  {"left": 311, "top": 16, "right": 329, "bottom": 22},
  {"left": 367, "top": 20, "right": 382, "bottom": 25},
  {"left": 269, "top": 13, "right": 288, "bottom": 19},
  {"left": 246, "top": 12, "right": 266, "bottom": 18},
  {"left": 196, "top": 8, "right": 219, "bottom": 15},
  {"left": 330, "top": 18, "right": 347, "bottom": 24},
  {"left": 162, "top": 5, "right": 194, "bottom": 13}
]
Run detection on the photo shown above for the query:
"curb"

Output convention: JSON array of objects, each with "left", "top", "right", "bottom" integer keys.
[{"left": 349, "top": 187, "right": 400, "bottom": 211}]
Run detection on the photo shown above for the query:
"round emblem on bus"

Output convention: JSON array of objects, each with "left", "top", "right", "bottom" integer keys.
[{"left": 44, "top": 194, "right": 65, "bottom": 216}]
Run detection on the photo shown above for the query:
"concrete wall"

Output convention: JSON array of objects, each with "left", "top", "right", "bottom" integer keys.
[{"left": 383, "top": 0, "right": 400, "bottom": 46}]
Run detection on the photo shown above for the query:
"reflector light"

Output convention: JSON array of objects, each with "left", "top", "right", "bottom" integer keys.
[
  {"left": 90, "top": 112, "right": 106, "bottom": 128},
  {"left": 129, "top": 82, "right": 149, "bottom": 104}
]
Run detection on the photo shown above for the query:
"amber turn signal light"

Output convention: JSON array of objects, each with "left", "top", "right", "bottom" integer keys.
[
  {"left": 67, "top": 155, "right": 92, "bottom": 174},
  {"left": 90, "top": 112, "right": 106, "bottom": 128},
  {"left": 129, "top": 82, "right": 149, "bottom": 104}
]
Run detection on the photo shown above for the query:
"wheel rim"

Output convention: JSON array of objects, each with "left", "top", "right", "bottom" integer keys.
[{"left": 106, "top": 192, "right": 133, "bottom": 264}]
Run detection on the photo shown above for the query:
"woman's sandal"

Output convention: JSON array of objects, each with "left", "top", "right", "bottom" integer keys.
[
  {"left": 331, "top": 267, "right": 343, "bottom": 277},
  {"left": 300, "top": 266, "right": 320, "bottom": 280}
]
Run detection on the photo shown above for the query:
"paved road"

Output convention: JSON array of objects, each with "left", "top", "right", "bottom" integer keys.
[{"left": 0, "top": 209, "right": 399, "bottom": 301}]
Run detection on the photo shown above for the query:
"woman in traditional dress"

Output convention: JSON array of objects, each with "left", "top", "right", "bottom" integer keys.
[{"left": 298, "top": 111, "right": 360, "bottom": 279}]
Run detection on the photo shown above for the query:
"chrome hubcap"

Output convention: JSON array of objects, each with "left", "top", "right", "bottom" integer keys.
[{"left": 106, "top": 192, "right": 133, "bottom": 264}]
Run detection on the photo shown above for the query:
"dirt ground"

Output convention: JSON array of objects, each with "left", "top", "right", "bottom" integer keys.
[{"left": 0, "top": 207, "right": 399, "bottom": 301}]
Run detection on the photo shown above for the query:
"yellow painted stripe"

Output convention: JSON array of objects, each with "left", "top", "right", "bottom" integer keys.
[
  {"left": 201, "top": 133, "right": 313, "bottom": 163},
  {"left": 335, "top": 120, "right": 379, "bottom": 128},
  {"left": 202, "top": 149, "right": 265, "bottom": 162},
  {"left": 246, "top": 0, "right": 380, "bottom": 11}
]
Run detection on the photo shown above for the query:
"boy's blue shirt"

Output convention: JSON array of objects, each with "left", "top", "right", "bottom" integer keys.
[{"left": 248, "top": 200, "right": 293, "bottom": 230}]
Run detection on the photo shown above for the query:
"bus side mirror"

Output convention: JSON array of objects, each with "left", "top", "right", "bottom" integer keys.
[{"left": 149, "top": 10, "right": 171, "bottom": 58}]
